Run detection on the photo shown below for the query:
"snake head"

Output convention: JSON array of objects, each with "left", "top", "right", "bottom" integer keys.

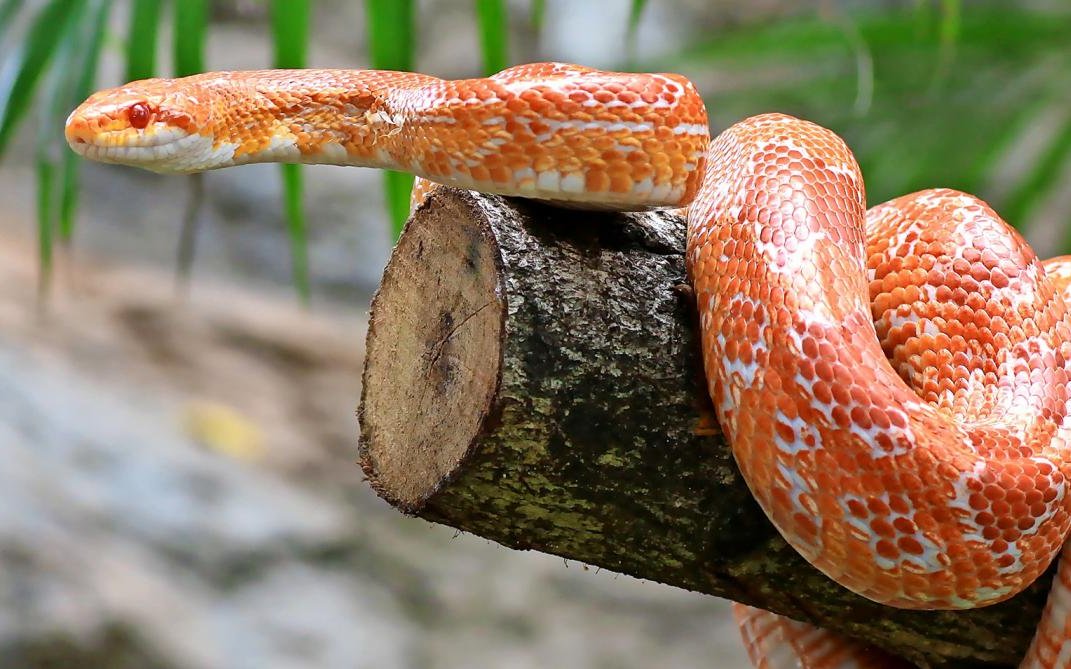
[{"left": 65, "top": 78, "right": 214, "bottom": 174}]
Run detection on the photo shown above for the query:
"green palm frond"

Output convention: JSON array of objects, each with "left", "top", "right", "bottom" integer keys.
[
  {"left": 170, "top": 0, "right": 207, "bottom": 289},
  {"left": 1, "top": 1, "right": 1070, "bottom": 289},
  {"left": 530, "top": 0, "right": 545, "bottom": 30},
  {"left": 476, "top": 0, "right": 509, "bottom": 75},
  {"left": 0, "top": 0, "right": 319, "bottom": 290},
  {"left": 172, "top": 0, "right": 206, "bottom": 77},
  {"left": 365, "top": 0, "right": 416, "bottom": 238},
  {"left": 655, "top": 5, "right": 1071, "bottom": 248},
  {"left": 0, "top": 0, "right": 81, "bottom": 156},
  {"left": 125, "top": 0, "right": 160, "bottom": 82},
  {"left": 271, "top": 0, "right": 311, "bottom": 304},
  {"left": 625, "top": 0, "right": 648, "bottom": 65}
]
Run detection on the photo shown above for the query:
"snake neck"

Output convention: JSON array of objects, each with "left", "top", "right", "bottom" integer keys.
[
  {"left": 68, "top": 64, "right": 709, "bottom": 208},
  {"left": 183, "top": 69, "right": 437, "bottom": 171},
  {"left": 689, "top": 113, "right": 1071, "bottom": 610}
]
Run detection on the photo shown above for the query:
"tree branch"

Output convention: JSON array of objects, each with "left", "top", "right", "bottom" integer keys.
[{"left": 357, "top": 187, "right": 1046, "bottom": 669}]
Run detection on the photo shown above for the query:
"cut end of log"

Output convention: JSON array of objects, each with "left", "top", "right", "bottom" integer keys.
[
  {"left": 359, "top": 191, "right": 505, "bottom": 512},
  {"left": 356, "top": 188, "right": 1046, "bottom": 667}
]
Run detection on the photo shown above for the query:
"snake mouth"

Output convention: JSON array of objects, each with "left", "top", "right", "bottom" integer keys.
[{"left": 65, "top": 112, "right": 208, "bottom": 174}]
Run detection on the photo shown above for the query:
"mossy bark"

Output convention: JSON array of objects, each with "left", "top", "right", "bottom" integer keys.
[{"left": 358, "top": 187, "right": 1047, "bottom": 669}]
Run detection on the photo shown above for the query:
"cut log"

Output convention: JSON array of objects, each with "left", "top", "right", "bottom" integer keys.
[{"left": 358, "top": 187, "right": 1047, "bottom": 668}]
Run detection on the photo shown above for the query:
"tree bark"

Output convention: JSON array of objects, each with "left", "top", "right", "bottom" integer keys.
[{"left": 357, "top": 187, "right": 1047, "bottom": 669}]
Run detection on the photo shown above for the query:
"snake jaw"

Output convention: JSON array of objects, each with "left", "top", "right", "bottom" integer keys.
[{"left": 65, "top": 80, "right": 215, "bottom": 174}]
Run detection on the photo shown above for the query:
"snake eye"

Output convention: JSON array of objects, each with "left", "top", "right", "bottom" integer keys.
[{"left": 127, "top": 102, "right": 153, "bottom": 129}]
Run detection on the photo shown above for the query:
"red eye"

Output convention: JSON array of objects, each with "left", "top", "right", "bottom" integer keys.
[{"left": 127, "top": 102, "right": 152, "bottom": 129}]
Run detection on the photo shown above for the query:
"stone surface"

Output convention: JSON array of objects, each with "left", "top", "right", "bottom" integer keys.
[{"left": 0, "top": 235, "right": 741, "bottom": 669}]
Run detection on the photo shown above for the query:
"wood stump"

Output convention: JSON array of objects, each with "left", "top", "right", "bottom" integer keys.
[{"left": 358, "top": 187, "right": 1047, "bottom": 668}]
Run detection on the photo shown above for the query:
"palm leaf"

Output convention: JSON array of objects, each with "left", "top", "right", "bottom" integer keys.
[
  {"left": 125, "top": 0, "right": 161, "bottom": 82},
  {"left": 625, "top": 0, "right": 648, "bottom": 65},
  {"left": 1008, "top": 114, "right": 1071, "bottom": 250},
  {"left": 365, "top": 0, "right": 415, "bottom": 237},
  {"left": 59, "top": 0, "right": 112, "bottom": 242},
  {"left": 271, "top": 0, "right": 311, "bottom": 304},
  {"left": 171, "top": 0, "right": 209, "bottom": 287},
  {"left": 0, "top": 0, "right": 81, "bottom": 156},
  {"left": 33, "top": 0, "right": 89, "bottom": 287},
  {"left": 476, "top": 0, "right": 509, "bottom": 75},
  {"left": 0, "top": 0, "right": 21, "bottom": 46},
  {"left": 529, "top": 0, "right": 545, "bottom": 30},
  {"left": 172, "top": 0, "right": 207, "bottom": 77},
  {"left": 654, "top": 6, "right": 1071, "bottom": 233}
]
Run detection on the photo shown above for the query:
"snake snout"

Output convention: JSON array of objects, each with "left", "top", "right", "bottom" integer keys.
[
  {"left": 64, "top": 77, "right": 220, "bottom": 174},
  {"left": 65, "top": 98, "right": 216, "bottom": 174},
  {"left": 64, "top": 109, "right": 95, "bottom": 148}
]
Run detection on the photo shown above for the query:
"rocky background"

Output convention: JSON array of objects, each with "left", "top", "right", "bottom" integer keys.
[{"left": 0, "top": 1, "right": 748, "bottom": 667}]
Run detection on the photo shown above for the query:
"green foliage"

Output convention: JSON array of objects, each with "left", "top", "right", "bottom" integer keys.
[
  {"left": 529, "top": 0, "right": 545, "bottom": 30},
  {"left": 0, "top": 0, "right": 314, "bottom": 289},
  {"left": 1, "top": 0, "right": 1070, "bottom": 294},
  {"left": 171, "top": 0, "right": 206, "bottom": 77},
  {"left": 625, "top": 0, "right": 647, "bottom": 65},
  {"left": 0, "top": 0, "right": 81, "bottom": 156},
  {"left": 476, "top": 0, "right": 509, "bottom": 75},
  {"left": 169, "top": 0, "right": 207, "bottom": 287},
  {"left": 54, "top": 0, "right": 111, "bottom": 243},
  {"left": 125, "top": 0, "right": 160, "bottom": 82},
  {"left": 271, "top": 0, "right": 309, "bottom": 68},
  {"left": 653, "top": 3, "right": 1070, "bottom": 246},
  {"left": 271, "top": 0, "right": 311, "bottom": 304},
  {"left": 0, "top": 0, "right": 110, "bottom": 285},
  {"left": 365, "top": 0, "right": 416, "bottom": 238}
]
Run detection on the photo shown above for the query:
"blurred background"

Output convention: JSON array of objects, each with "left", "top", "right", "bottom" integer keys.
[{"left": 0, "top": 1, "right": 1068, "bottom": 667}]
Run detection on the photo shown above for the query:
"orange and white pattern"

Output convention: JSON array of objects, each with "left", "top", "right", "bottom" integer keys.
[
  {"left": 65, "top": 63, "right": 708, "bottom": 210},
  {"left": 66, "top": 64, "right": 1071, "bottom": 669},
  {"left": 733, "top": 604, "right": 912, "bottom": 669}
]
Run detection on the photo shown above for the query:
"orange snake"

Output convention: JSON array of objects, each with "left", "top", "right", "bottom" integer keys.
[{"left": 66, "top": 63, "right": 1071, "bottom": 668}]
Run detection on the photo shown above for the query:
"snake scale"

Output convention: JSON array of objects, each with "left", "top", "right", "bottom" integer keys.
[{"left": 66, "top": 63, "right": 1071, "bottom": 669}]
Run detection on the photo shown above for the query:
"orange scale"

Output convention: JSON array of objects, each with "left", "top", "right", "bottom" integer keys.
[
  {"left": 945, "top": 542, "right": 971, "bottom": 563},
  {"left": 791, "top": 512, "right": 820, "bottom": 543},
  {"left": 768, "top": 486, "right": 793, "bottom": 515},
  {"left": 832, "top": 449, "right": 861, "bottom": 474},
  {"left": 503, "top": 153, "right": 533, "bottom": 171},
  {"left": 969, "top": 548, "right": 996, "bottom": 569},
  {"left": 848, "top": 381, "right": 873, "bottom": 406},
  {"left": 874, "top": 539, "right": 900, "bottom": 561},
  {"left": 1006, "top": 486, "right": 1028, "bottom": 505},
  {"left": 488, "top": 165, "right": 511, "bottom": 183},
  {"left": 897, "top": 536, "right": 926, "bottom": 557},
  {"left": 994, "top": 510, "right": 1016, "bottom": 529},
  {"left": 892, "top": 512, "right": 919, "bottom": 534},
  {"left": 929, "top": 580, "right": 957, "bottom": 602},
  {"left": 1016, "top": 514, "right": 1036, "bottom": 531},
  {"left": 879, "top": 488, "right": 909, "bottom": 515},
  {"left": 654, "top": 164, "right": 674, "bottom": 183},
  {"left": 583, "top": 170, "right": 611, "bottom": 193},
  {"left": 968, "top": 490, "right": 989, "bottom": 511},
  {"left": 1001, "top": 527, "right": 1023, "bottom": 543},
  {"left": 503, "top": 97, "right": 529, "bottom": 114},
  {"left": 576, "top": 146, "right": 603, "bottom": 164},
  {"left": 811, "top": 381, "right": 834, "bottom": 406},
  {"left": 848, "top": 405, "right": 872, "bottom": 429},
  {"left": 866, "top": 496, "right": 892, "bottom": 517}
]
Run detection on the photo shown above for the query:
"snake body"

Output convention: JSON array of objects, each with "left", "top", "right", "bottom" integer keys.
[{"left": 67, "top": 63, "right": 1071, "bottom": 668}]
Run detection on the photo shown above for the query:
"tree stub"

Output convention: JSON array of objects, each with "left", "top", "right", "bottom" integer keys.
[{"left": 358, "top": 187, "right": 1048, "bottom": 668}]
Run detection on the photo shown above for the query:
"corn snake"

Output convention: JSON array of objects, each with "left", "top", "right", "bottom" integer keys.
[{"left": 65, "top": 62, "right": 1071, "bottom": 668}]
